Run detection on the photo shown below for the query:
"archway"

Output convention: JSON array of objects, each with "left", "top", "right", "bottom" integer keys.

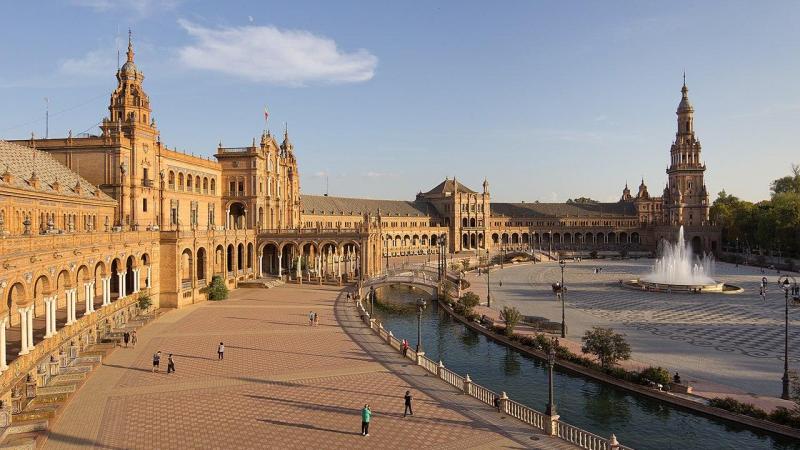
[
  {"left": 237, "top": 243, "right": 245, "bottom": 271},
  {"left": 261, "top": 243, "right": 279, "bottom": 276},
  {"left": 110, "top": 259, "right": 121, "bottom": 298},
  {"left": 226, "top": 244, "right": 234, "bottom": 274},
  {"left": 125, "top": 255, "right": 135, "bottom": 298},
  {"left": 229, "top": 202, "right": 246, "bottom": 229},
  {"left": 197, "top": 247, "right": 207, "bottom": 284},
  {"left": 5, "top": 282, "right": 27, "bottom": 361},
  {"left": 470, "top": 233, "right": 477, "bottom": 249},
  {"left": 691, "top": 236, "right": 703, "bottom": 255},
  {"left": 181, "top": 249, "right": 193, "bottom": 289},
  {"left": 247, "top": 243, "right": 254, "bottom": 270}
]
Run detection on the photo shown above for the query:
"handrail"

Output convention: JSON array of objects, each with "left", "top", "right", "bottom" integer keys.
[{"left": 352, "top": 293, "right": 630, "bottom": 450}]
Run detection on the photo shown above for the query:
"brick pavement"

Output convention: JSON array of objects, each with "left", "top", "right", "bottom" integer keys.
[{"left": 43, "top": 284, "right": 573, "bottom": 449}]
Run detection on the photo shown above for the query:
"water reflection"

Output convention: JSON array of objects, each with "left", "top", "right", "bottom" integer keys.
[
  {"left": 502, "top": 347, "right": 521, "bottom": 376},
  {"left": 582, "top": 384, "right": 632, "bottom": 426}
]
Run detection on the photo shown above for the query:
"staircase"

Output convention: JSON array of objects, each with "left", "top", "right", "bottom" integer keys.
[{"left": 238, "top": 277, "right": 285, "bottom": 289}]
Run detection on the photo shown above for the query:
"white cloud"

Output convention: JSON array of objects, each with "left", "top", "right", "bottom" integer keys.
[
  {"left": 71, "top": 0, "right": 181, "bottom": 16},
  {"left": 176, "top": 20, "right": 378, "bottom": 86},
  {"left": 60, "top": 48, "right": 117, "bottom": 78},
  {"left": 313, "top": 171, "right": 327, "bottom": 177},
  {"left": 365, "top": 171, "right": 395, "bottom": 178}
]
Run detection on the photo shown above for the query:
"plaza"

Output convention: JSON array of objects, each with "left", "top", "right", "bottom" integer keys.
[
  {"left": 471, "top": 258, "right": 799, "bottom": 400},
  {"left": 41, "top": 284, "right": 572, "bottom": 449}
]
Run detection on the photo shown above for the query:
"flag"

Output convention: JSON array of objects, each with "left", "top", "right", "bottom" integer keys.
[{"left": 264, "top": 106, "right": 269, "bottom": 123}]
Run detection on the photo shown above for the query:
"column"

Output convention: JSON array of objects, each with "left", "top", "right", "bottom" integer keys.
[
  {"left": 277, "top": 254, "right": 282, "bottom": 278},
  {"left": 18, "top": 308, "right": 29, "bottom": 355},
  {"left": 146, "top": 265, "right": 152, "bottom": 288},
  {"left": 70, "top": 288, "right": 78, "bottom": 323},
  {"left": 84, "top": 282, "right": 93, "bottom": 315},
  {"left": 65, "top": 290, "right": 73, "bottom": 325},
  {"left": 131, "top": 269, "right": 138, "bottom": 293},
  {"left": 44, "top": 297, "right": 54, "bottom": 338},
  {"left": 0, "top": 316, "right": 7, "bottom": 371},
  {"left": 101, "top": 278, "right": 109, "bottom": 307},
  {"left": 117, "top": 272, "right": 126, "bottom": 299},
  {"left": 25, "top": 307, "right": 34, "bottom": 353}
]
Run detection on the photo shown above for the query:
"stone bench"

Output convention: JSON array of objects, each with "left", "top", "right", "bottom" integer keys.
[{"left": 670, "top": 382, "right": 693, "bottom": 394}]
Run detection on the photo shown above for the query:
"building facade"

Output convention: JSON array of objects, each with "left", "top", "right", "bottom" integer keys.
[{"left": 0, "top": 35, "right": 718, "bottom": 402}]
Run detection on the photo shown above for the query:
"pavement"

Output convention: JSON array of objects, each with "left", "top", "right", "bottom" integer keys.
[
  {"left": 42, "top": 283, "right": 573, "bottom": 449},
  {"left": 467, "top": 258, "right": 799, "bottom": 410}
]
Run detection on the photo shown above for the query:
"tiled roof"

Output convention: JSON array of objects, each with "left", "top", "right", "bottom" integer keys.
[
  {"left": 422, "top": 178, "right": 476, "bottom": 195},
  {"left": 491, "top": 202, "right": 636, "bottom": 218},
  {"left": 0, "top": 140, "right": 113, "bottom": 201},
  {"left": 301, "top": 195, "right": 433, "bottom": 217}
]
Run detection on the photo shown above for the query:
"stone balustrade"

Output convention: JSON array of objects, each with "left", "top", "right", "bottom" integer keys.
[
  {"left": 354, "top": 298, "right": 632, "bottom": 450},
  {"left": 0, "top": 230, "right": 159, "bottom": 255}
]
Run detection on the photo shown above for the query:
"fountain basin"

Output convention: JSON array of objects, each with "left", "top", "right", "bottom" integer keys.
[{"left": 621, "top": 279, "right": 743, "bottom": 294}]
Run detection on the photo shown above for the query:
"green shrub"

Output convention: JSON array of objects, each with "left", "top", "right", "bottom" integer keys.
[
  {"left": 581, "top": 327, "right": 632, "bottom": 369},
  {"left": 500, "top": 306, "right": 522, "bottom": 336},
  {"left": 207, "top": 275, "right": 229, "bottom": 301},
  {"left": 769, "top": 407, "right": 800, "bottom": 428},
  {"left": 460, "top": 292, "right": 480, "bottom": 314},
  {"left": 708, "top": 397, "right": 769, "bottom": 420},
  {"left": 640, "top": 366, "right": 671, "bottom": 385},
  {"left": 137, "top": 292, "right": 152, "bottom": 311}
]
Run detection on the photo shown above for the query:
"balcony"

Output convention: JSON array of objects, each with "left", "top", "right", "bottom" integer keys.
[{"left": 142, "top": 178, "right": 153, "bottom": 188}]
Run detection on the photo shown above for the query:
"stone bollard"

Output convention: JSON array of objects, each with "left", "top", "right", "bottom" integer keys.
[
  {"left": 437, "top": 360, "right": 444, "bottom": 378},
  {"left": 416, "top": 351, "right": 426, "bottom": 365},
  {"left": 0, "top": 401, "right": 11, "bottom": 428},
  {"left": 609, "top": 434, "right": 620, "bottom": 450},
  {"left": 48, "top": 356, "right": 60, "bottom": 376},
  {"left": 387, "top": 330, "right": 393, "bottom": 345},
  {"left": 545, "top": 408, "right": 560, "bottom": 436},
  {"left": 499, "top": 391, "right": 509, "bottom": 415},
  {"left": 463, "top": 374, "right": 472, "bottom": 395}
]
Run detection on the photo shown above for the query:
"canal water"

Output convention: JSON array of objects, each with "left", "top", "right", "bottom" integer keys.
[{"left": 370, "top": 288, "right": 799, "bottom": 450}]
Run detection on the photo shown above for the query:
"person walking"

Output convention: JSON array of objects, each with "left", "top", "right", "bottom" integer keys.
[
  {"left": 131, "top": 330, "right": 137, "bottom": 348},
  {"left": 123, "top": 331, "right": 130, "bottom": 348},
  {"left": 361, "top": 404, "right": 371, "bottom": 436},
  {"left": 308, "top": 311, "right": 314, "bottom": 326},
  {"left": 218, "top": 342, "right": 225, "bottom": 360},
  {"left": 313, "top": 311, "right": 319, "bottom": 327},
  {"left": 404, "top": 391, "right": 413, "bottom": 417},
  {"left": 402, "top": 339, "right": 409, "bottom": 357},
  {"left": 167, "top": 354, "right": 175, "bottom": 374},
  {"left": 152, "top": 351, "right": 161, "bottom": 373}
]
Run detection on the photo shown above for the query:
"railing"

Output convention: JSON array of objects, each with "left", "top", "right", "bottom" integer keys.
[
  {"left": 353, "top": 296, "right": 630, "bottom": 450},
  {"left": 218, "top": 147, "right": 251, "bottom": 153},
  {"left": 181, "top": 280, "right": 192, "bottom": 289}
]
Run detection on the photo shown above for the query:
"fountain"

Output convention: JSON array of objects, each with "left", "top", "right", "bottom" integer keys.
[{"left": 625, "top": 226, "right": 740, "bottom": 293}]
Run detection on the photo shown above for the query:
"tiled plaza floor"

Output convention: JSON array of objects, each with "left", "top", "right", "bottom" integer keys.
[{"left": 43, "top": 285, "right": 570, "bottom": 449}]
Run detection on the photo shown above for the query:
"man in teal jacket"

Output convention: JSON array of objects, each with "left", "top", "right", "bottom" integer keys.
[{"left": 361, "top": 404, "right": 371, "bottom": 436}]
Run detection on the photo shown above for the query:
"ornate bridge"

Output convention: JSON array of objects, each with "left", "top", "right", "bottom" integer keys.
[{"left": 361, "top": 264, "right": 461, "bottom": 298}]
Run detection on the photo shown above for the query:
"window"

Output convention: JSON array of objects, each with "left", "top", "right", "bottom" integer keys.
[
  {"left": 143, "top": 168, "right": 149, "bottom": 181},
  {"left": 143, "top": 198, "right": 148, "bottom": 212}
]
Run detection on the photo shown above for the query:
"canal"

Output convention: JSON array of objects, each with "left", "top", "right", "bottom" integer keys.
[{"left": 370, "top": 288, "right": 799, "bottom": 450}]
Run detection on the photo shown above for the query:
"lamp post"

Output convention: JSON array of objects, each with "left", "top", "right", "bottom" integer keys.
[
  {"left": 486, "top": 249, "right": 491, "bottom": 308},
  {"left": 369, "top": 286, "right": 375, "bottom": 317},
  {"left": 549, "top": 230, "right": 552, "bottom": 257},
  {"left": 546, "top": 337, "right": 557, "bottom": 416},
  {"left": 384, "top": 238, "right": 389, "bottom": 272},
  {"left": 416, "top": 298, "right": 427, "bottom": 353},
  {"left": 559, "top": 259, "right": 567, "bottom": 338},
  {"left": 778, "top": 275, "right": 797, "bottom": 400}
]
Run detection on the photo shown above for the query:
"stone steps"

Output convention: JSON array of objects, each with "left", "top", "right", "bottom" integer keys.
[
  {"left": 0, "top": 433, "right": 38, "bottom": 450},
  {"left": 73, "top": 355, "right": 102, "bottom": 365},
  {"left": 35, "top": 384, "right": 76, "bottom": 396},
  {"left": 58, "top": 365, "right": 91, "bottom": 375},
  {"left": 11, "top": 405, "right": 58, "bottom": 423},
  {"left": 49, "top": 373, "right": 86, "bottom": 385}
]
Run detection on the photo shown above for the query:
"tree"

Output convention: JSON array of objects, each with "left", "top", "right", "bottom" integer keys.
[
  {"left": 567, "top": 197, "right": 599, "bottom": 204},
  {"left": 581, "top": 327, "right": 631, "bottom": 370},
  {"left": 207, "top": 275, "right": 229, "bottom": 301},
  {"left": 500, "top": 306, "right": 522, "bottom": 336},
  {"left": 460, "top": 291, "right": 480, "bottom": 314},
  {"left": 770, "top": 164, "right": 800, "bottom": 196}
]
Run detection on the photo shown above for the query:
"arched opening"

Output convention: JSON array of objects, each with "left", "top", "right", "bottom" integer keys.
[
  {"left": 214, "top": 245, "right": 225, "bottom": 276},
  {"left": 197, "top": 247, "right": 207, "bottom": 283},
  {"left": 237, "top": 243, "right": 245, "bottom": 270},
  {"left": 229, "top": 202, "right": 246, "bottom": 229},
  {"left": 563, "top": 233, "right": 572, "bottom": 244},
  {"left": 491, "top": 233, "right": 499, "bottom": 244},
  {"left": 462, "top": 233, "right": 469, "bottom": 249},
  {"left": 261, "top": 243, "right": 279, "bottom": 276},
  {"left": 585, "top": 232, "right": 593, "bottom": 244},
  {"left": 6, "top": 282, "right": 27, "bottom": 360},
  {"left": 110, "top": 259, "right": 121, "bottom": 298},
  {"left": 430, "top": 234, "right": 438, "bottom": 246},
  {"left": 125, "top": 255, "right": 135, "bottom": 298},
  {"left": 462, "top": 217, "right": 468, "bottom": 227},
  {"left": 32, "top": 275, "right": 51, "bottom": 347},
  {"left": 141, "top": 253, "right": 151, "bottom": 288},
  {"left": 226, "top": 244, "right": 234, "bottom": 274},
  {"left": 247, "top": 243, "right": 254, "bottom": 270},
  {"left": 631, "top": 232, "right": 640, "bottom": 244},
  {"left": 619, "top": 232, "right": 628, "bottom": 244},
  {"left": 596, "top": 232, "right": 604, "bottom": 244},
  {"left": 511, "top": 233, "right": 519, "bottom": 244},
  {"left": 607, "top": 232, "right": 616, "bottom": 244},
  {"left": 470, "top": 218, "right": 476, "bottom": 227},
  {"left": 501, "top": 233, "right": 509, "bottom": 244},
  {"left": 522, "top": 233, "right": 529, "bottom": 244},
  {"left": 470, "top": 233, "right": 477, "bottom": 248},
  {"left": 691, "top": 236, "right": 703, "bottom": 255},
  {"left": 181, "top": 249, "right": 193, "bottom": 289}
]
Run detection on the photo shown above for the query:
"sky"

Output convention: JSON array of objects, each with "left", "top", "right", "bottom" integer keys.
[{"left": 1, "top": 1, "right": 798, "bottom": 203}]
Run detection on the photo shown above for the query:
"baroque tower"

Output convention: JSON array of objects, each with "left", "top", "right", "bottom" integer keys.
[{"left": 663, "top": 79, "right": 710, "bottom": 226}]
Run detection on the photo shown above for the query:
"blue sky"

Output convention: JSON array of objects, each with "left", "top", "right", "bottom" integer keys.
[{"left": 1, "top": 1, "right": 798, "bottom": 202}]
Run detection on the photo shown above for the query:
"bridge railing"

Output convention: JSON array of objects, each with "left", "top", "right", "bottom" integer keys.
[{"left": 352, "top": 297, "right": 631, "bottom": 450}]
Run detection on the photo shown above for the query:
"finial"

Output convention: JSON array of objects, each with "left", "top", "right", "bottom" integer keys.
[
  {"left": 683, "top": 71, "right": 686, "bottom": 88},
  {"left": 126, "top": 28, "right": 135, "bottom": 63}
]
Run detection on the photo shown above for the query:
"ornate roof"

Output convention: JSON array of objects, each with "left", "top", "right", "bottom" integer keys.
[
  {"left": 0, "top": 140, "right": 113, "bottom": 201},
  {"left": 491, "top": 201, "right": 636, "bottom": 218},
  {"left": 301, "top": 194, "right": 433, "bottom": 217},
  {"left": 422, "top": 178, "right": 476, "bottom": 195}
]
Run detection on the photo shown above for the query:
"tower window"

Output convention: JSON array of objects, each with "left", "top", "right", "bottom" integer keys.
[{"left": 143, "top": 198, "right": 148, "bottom": 212}]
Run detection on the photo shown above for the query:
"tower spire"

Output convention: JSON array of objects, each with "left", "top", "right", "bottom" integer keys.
[{"left": 126, "top": 28, "right": 134, "bottom": 63}]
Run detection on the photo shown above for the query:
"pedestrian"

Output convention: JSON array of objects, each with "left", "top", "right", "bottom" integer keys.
[
  {"left": 218, "top": 342, "right": 225, "bottom": 360},
  {"left": 499, "top": 280, "right": 503, "bottom": 287},
  {"left": 131, "top": 330, "right": 137, "bottom": 348},
  {"left": 123, "top": 331, "right": 130, "bottom": 348},
  {"left": 404, "top": 390, "right": 413, "bottom": 417},
  {"left": 308, "top": 311, "right": 314, "bottom": 326},
  {"left": 346, "top": 292, "right": 351, "bottom": 303},
  {"left": 152, "top": 351, "right": 161, "bottom": 373},
  {"left": 402, "top": 339, "right": 409, "bottom": 357},
  {"left": 314, "top": 312, "right": 319, "bottom": 327},
  {"left": 167, "top": 354, "right": 175, "bottom": 373},
  {"left": 361, "top": 404, "right": 371, "bottom": 436}
]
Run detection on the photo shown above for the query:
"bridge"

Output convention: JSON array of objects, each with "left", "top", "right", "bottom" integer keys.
[{"left": 361, "top": 264, "right": 461, "bottom": 299}]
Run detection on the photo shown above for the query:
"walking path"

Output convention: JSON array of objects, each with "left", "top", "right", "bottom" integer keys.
[{"left": 42, "top": 284, "right": 574, "bottom": 449}]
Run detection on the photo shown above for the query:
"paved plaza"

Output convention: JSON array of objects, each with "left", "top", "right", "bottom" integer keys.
[
  {"left": 471, "top": 259, "right": 799, "bottom": 399},
  {"left": 43, "top": 284, "right": 572, "bottom": 449}
]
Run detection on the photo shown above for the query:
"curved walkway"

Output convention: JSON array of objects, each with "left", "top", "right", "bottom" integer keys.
[{"left": 42, "top": 285, "right": 573, "bottom": 449}]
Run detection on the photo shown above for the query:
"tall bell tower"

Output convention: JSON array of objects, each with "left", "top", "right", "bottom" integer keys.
[{"left": 663, "top": 77, "right": 710, "bottom": 226}]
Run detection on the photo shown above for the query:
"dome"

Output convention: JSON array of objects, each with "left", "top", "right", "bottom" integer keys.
[
  {"left": 677, "top": 85, "right": 693, "bottom": 112},
  {"left": 121, "top": 60, "right": 138, "bottom": 75}
]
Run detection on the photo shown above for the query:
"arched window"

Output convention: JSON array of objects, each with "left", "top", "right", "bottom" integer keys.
[{"left": 210, "top": 178, "right": 216, "bottom": 194}]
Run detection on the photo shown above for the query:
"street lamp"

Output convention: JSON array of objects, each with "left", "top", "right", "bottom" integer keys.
[
  {"left": 546, "top": 337, "right": 557, "bottom": 416},
  {"left": 486, "top": 249, "right": 491, "bottom": 308},
  {"left": 778, "top": 275, "right": 797, "bottom": 400},
  {"left": 416, "top": 298, "right": 427, "bottom": 353},
  {"left": 559, "top": 260, "right": 567, "bottom": 338},
  {"left": 370, "top": 286, "right": 375, "bottom": 317},
  {"left": 384, "top": 238, "right": 389, "bottom": 272}
]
